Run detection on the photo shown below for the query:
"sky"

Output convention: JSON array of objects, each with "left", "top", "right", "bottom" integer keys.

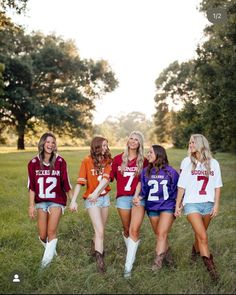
[{"left": 11, "top": 0, "right": 209, "bottom": 124}]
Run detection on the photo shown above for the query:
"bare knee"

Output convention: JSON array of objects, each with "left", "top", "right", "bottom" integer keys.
[
  {"left": 129, "top": 227, "right": 140, "bottom": 240},
  {"left": 156, "top": 229, "right": 168, "bottom": 241}
]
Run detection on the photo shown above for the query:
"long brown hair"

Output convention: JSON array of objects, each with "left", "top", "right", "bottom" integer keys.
[
  {"left": 38, "top": 132, "right": 57, "bottom": 170},
  {"left": 146, "top": 145, "right": 170, "bottom": 178},
  {"left": 90, "top": 136, "right": 112, "bottom": 173}
]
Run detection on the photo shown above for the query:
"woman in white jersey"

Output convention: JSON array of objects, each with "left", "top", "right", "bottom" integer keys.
[{"left": 174, "top": 134, "right": 223, "bottom": 282}]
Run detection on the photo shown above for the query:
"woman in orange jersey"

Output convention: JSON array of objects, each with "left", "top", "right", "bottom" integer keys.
[{"left": 69, "top": 136, "right": 112, "bottom": 273}]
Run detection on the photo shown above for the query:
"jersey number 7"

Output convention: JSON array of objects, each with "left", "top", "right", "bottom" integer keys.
[{"left": 197, "top": 176, "right": 209, "bottom": 195}]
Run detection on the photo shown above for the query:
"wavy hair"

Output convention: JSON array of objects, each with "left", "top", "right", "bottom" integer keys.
[
  {"left": 146, "top": 145, "right": 170, "bottom": 178},
  {"left": 121, "top": 131, "right": 145, "bottom": 176},
  {"left": 38, "top": 132, "right": 57, "bottom": 170},
  {"left": 188, "top": 134, "right": 212, "bottom": 176},
  {"left": 90, "top": 136, "right": 112, "bottom": 174}
]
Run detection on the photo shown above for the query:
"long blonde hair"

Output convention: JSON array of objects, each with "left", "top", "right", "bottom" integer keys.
[
  {"left": 121, "top": 131, "right": 145, "bottom": 176},
  {"left": 188, "top": 134, "right": 212, "bottom": 175},
  {"left": 38, "top": 132, "right": 57, "bottom": 170}
]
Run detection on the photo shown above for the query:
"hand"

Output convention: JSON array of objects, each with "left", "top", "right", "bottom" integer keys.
[
  {"left": 210, "top": 204, "right": 219, "bottom": 219},
  {"left": 88, "top": 193, "right": 98, "bottom": 203},
  {"left": 69, "top": 200, "right": 78, "bottom": 212},
  {"left": 28, "top": 206, "right": 36, "bottom": 219},
  {"left": 174, "top": 205, "right": 183, "bottom": 217},
  {"left": 133, "top": 196, "right": 142, "bottom": 207}
]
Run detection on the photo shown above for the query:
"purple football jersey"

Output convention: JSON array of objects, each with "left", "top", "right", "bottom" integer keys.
[
  {"left": 140, "top": 165, "right": 179, "bottom": 211},
  {"left": 28, "top": 155, "right": 72, "bottom": 206}
]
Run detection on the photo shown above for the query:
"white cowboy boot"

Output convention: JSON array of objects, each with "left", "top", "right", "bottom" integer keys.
[
  {"left": 39, "top": 236, "right": 57, "bottom": 256},
  {"left": 41, "top": 238, "right": 58, "bottom": 269},
  {"left": 124, "top": 238, "right": 140, "bottom": 278}
]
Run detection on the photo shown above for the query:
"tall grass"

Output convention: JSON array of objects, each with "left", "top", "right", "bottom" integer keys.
[{"left": 0, "top": 148, "right": 235, "bottom": 294}]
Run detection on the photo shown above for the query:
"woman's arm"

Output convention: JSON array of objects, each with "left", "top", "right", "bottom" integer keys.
[
  {"left": 210, "top": 187, "right": 221, "bottom": 218},
  {"left": 174, "top": 187, "right": 185, "bottom": 217},
  {"left": 69, "top": 184, "right": 82, "bottom": 212},
  {"left": 88, "top": 178, "right": 110, "bottom": 202},
  {"left": 28, "top": 189, "right": 36, "bottom": 219}
]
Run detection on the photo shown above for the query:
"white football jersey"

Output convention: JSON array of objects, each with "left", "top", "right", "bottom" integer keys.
[{"left": 178, "top": 157, "right": 223, "bottom": 205}]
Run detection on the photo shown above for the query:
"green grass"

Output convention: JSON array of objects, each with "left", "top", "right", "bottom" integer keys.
[{"left": 0, "top": 148, "right": 235, "bottom": 294}]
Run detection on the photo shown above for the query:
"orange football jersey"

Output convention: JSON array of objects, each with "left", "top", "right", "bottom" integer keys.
[{"left": 77, "top": 155, "right": 111, "bottom": 199}]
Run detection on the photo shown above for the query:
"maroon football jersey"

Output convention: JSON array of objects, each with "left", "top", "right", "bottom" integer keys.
[
  {"left": 28, "top": 155, "right": 72, "bottom": 206},
  {"left": 110, "top": 153, "right": 148, "bottom": 198}
]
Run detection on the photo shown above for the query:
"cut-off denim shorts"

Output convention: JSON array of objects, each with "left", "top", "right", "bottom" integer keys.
[
  {"left": 84, "top": 194, "right": 110, "bottom": 209},
  {"left": 184, "top": 202, "right": 214, "bottom": 216},
  {"left": 116, "top": 196, "right": 145, "bottom": 209},
  {"left": 147, "top": 209, "right": 175, "bottom": 217},
  {"left": 35, "top": 201, "right": 65, "bottom": 215}
]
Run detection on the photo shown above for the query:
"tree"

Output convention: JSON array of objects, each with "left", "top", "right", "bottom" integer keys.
[
  {"left": 0, "top": 28, "right": 118, "bottom": 149},
  {"left": 93, "top": 112, "right": 154, "bottom": 146},
  {"left": 153, "top": 0, "right": 236, "bottom": 152},
  {"left": 195, "top": 0, "right": 236, "bottom": 151},
  {"left": 153, "top": 61, "right": 198, "bottom": 146},
  {"left": 0, "top": 0, "right": 28, "bottom": 29}
]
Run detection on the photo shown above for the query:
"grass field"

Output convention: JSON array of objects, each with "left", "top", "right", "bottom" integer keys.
[{"left": 0, "top": 147, "right": 235, "bottom": 294}]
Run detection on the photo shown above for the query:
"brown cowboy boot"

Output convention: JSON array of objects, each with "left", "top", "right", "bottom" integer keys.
[
  {"left": 152, "top": 252, "right": 166, "bottom": 271},
  {"left": 202, "top": 254, "right": 219, "bottom": 282},
  {"left": 95, "top": 250, "right": 105, "bottom": 273},
  {"left": 191, "top": 245, "right": 200, "bottom": 262},
  {"left": 164, "top": 248, "right": 175, "bottom": 267}
]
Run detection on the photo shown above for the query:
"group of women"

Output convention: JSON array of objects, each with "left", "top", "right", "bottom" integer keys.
[{"left": 27, "top": 131, "right": 222, "bottom": 282}]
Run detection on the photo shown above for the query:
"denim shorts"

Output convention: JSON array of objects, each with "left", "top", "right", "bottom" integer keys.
[
  {"left": 35, "top": 201, "right": 65, "bottom": 215},
  {"left": 184, "top": 202, "right": 214, "bottom": 216},
  {"left": 84, "top": 194, "right": 110, "bottom": 209},
  {"left": 147, "top": 209, "right": 174, "bottom": 217},
  {"left": 116, "top": 196, "right": 145, "bottom": 209}
]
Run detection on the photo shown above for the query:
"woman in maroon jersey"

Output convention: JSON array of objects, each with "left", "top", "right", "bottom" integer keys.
[
  {"left": 110, "top": 131, "right": 148, "bottom": 278},
  {"left": 28, "top": 132, "right": 72, "bottom": 268}
]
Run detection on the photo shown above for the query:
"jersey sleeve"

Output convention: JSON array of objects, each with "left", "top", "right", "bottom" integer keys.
[
  {"left": 213, "top": 160, "right": 223, "bottom": 188},
  {"left": 177, "top": 158, "right": 189, "bottom": 189},
  {"left": 110, "top": 157, "right": 117, "bottom": 182},
  {"left": 103, "top": 163, "right": 112, "bottom": 180},
  {"left": 170, "top": 168, "right": 179, "bottom": 193},
  {"left": 77, "top": 159, "right": 87, "bottom": 185},
  {"left": 27, "top": 160, "right": 36, "bottom": 191},
  {"left": 140, "top": 169, "right": 149, "bottom": 199},
  {"left": 60, "top": 158, "right": 72, "bottom": 192}
]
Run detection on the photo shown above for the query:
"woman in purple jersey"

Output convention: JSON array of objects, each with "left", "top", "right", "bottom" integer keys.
[
  {"left": 134, "top": 145, "right": 179, "bottom": 271},
  {"left": 28, "top": 132, "right": 72, "bottom": 268},
  {"left": 174, "top": 134, "right": 222, "bottom": 282}
]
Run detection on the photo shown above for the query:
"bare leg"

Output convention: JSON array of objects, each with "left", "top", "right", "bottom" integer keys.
[
  {"left": 129, "top": 205, "right": 145, "bottom": 241},
  {"left": 117, "top": 208, "right": 131, "bottom": 238},
  {"left": 187, "top": 213, "right": 210, "bottom": 257}
]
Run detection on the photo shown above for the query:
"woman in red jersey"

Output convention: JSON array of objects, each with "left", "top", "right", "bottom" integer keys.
[
  {"left": 28, "top": 132, "right": 72, "bottom": 268},
  {"left": 110, "top": 131, "right": 148, "bottom": 278},
  {"left": 69, "top": 136, "right": 112, "bottom": 273}
]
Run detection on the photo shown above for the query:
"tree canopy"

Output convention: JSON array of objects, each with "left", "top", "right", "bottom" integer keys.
[
  {"left": 153, "top": 0, "right": 236, "bottom": 152},
  {"left": 0, "top": 22, "right": 118, "bottom": 149}
]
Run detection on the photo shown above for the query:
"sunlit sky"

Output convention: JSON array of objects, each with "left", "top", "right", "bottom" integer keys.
[{"left": 11, "top": 0, "right": 209, "bottom": 124}]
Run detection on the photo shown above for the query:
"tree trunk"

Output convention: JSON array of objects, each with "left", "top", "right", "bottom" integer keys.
[{"left": 16, "top": 123, "right": 25, "bottom": 150}]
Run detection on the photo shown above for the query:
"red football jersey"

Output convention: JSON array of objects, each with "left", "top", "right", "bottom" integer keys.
[
  {"left": 28, "top": 155, "right": 72, "bottom": 206},
  {"left": 110, "top": 153, "right": 148, "bottom": 198}
]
